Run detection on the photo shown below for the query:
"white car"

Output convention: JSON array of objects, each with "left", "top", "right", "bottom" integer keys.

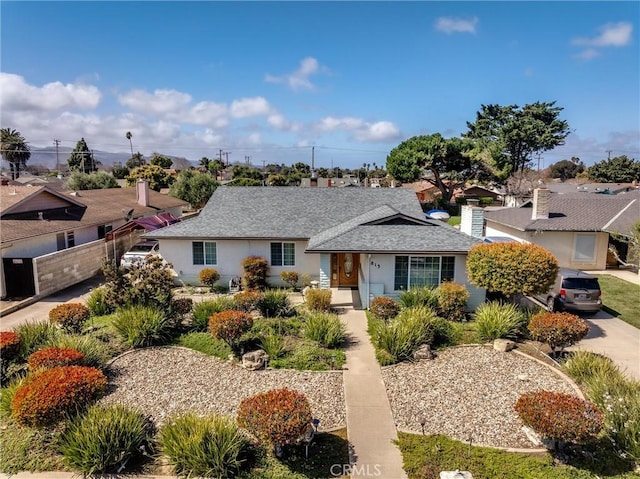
[{"left": 120, "top": 240, "right": 160, "bottom": 269}]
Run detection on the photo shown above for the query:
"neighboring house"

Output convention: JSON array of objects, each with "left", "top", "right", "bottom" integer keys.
[
  {"left": 147, "top": 187, "right": 485, "bottom": 309},
  {"left": 0, "top": 180, "right": 187, "bottom": 299},
  {"left": 455, "top": 185, "right": 503, "bottom": 204},
  {"left": 484, "top": 188, "right": 640, "bottom": 270}
]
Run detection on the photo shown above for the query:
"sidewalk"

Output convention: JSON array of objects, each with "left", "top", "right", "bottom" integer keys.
[
  {"left": 585, "top": 268, "right": 640, "bottom": 286},
  {"left": 332, "top": 288, "right": 407, "bottom": 479}
]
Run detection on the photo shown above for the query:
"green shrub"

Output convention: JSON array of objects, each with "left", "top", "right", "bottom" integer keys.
[
  {"left": 199, "top": 268, "right": 221, "bottom": 290},
  {"left": 191, "top": 297, "right": 237, "bottom": 331},
  {"left": 169, "top": 297, "right": 193, "bottom": 322},
  {"left": 473, "top": 301, "right": 528, "bottom": 341},
  {"left": 300, "top": 273, "right": 311, "bottom": 288},
  {"left": 305, "top": 288, "right": 332, "bottom": 312},
  {"left": 234, "top": 290, "right": 264, "bottom": 313},
  {"left": 435, "top": 281, "right": 469, "bottom": 321},
  {"left": 528, "top": 311, "right": 589, "bottom": 355},
  {"left": 11, "top": 366, "right": 108, "bottom": 427},
  {"left": 241, "top": 256, "right": 269, "bottom": 291},
  {"left": 237, "top": 388, "right": 312, "bottom": 453},
  {"left": 85, "top": 286, "right": 114, "bottom": 317},
  {"left": 260, "top": 333, "right": 286, "bottom": 360},
  {"left": 176, "top": 332, "right": 232, "bottom": 360},
  {"left": 515, "top": 390, "right": 603, "bottom": 450},
  {"left": 59, "top": 404, "right": 149, "bottom": 475},
  {"left": 369, "top": 297, "right": 400, "bottom": 321},
  {"left": 398, "top": 286, "right": 438, "bottom": 309},
  {"left": 208, "top": 310, "right": 254, "bottom": 348},
  {"left": 303, "top": 313, "right": 346, "bottom": 348},
  {"left": 48, "top": 303, "right": 90, "bottom": 333},
  {"left": 563, "top": 351, "right": 620, "bottom": 385},
  {"left": 27, "top": 347, "right": 85, "bottom": 370},
  {"left": 257, "top": 289, "right": 291, "bottom": 318},
  {"left": 0, "top": 377, "right": 25, "bottom": 418},
  {"left": 280, "top": 271, "right": 299, "bottom": 289},
  {"left": 370, "top": 306, "right": 440, "bottom": 364},
  {"left": 45, "top": 334, "right": 115, "bottom": 368},
  {"left": 112, "top": 306, "right": 175, "bottom": 348},
  {"left": 160, "top": 412, "right": 249, "bottom": 478},
  {"left": 12, "top": 321, "right": 59, "bottom": 361},
  {"left": 270, "top": 342, "right": 345, "bottom": 371}
]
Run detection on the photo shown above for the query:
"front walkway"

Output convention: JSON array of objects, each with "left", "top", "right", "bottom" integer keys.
[{"left": 331, "top": 288, "right": 407, "bottom": 479}]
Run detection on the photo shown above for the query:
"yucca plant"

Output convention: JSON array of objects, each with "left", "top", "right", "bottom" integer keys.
[
  {"left": 473, "top": 301, "right": 527, "bottom": 341},
  {"left": 260, "top": 333, "right": 286, "bottom": 360},
  {"left": 257, "top": 289, "right": 291, "bottom": 318},
  {"left": 398, "top": 286, "right": 438, "bottom": 309},
  {"left": 303, "top": 312, "right": 346, "bottom": 348},
  {"left": 12, "top": 321, "right": 59, "bottom": 361},
  {"left": 112, "top": 306, "right": 174, "bottom": 348}
]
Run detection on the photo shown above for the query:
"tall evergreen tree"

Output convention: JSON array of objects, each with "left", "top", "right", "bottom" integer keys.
[
  {"left": 1, "top": 128, "right": 30, "bottom": 180},
  {"left": 67, "top": 138, "right": 96, "bottom": 174}
]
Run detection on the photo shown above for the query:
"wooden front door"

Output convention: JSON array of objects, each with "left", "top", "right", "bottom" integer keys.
[{"left": 330, "top": 253, "right": 359, "bottom": 287}]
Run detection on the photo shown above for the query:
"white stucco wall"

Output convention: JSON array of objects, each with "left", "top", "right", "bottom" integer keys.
[{"left": 485, "top": 222, "right": 609, "bottom": 270}]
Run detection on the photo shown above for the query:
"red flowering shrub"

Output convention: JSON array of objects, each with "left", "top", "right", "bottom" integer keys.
[
  {"left": 435, "top": 281, "right": 470, "bottom": 321},
  {"left": 0, "top": 331, "right": 20, "bottom": 360},
  {"left": 515, "top": 390, "right": 603, "bottom": 449},
  {"left": 11, "top": 366, "right": 108, "bottom": 427},
  {"left": 528, "top": 311, "right": 589, "bottom": 354},
  {"left": 280, "top": 271, "right": 299, "bottom": 289},
  {"left": 49, "top": 303, "right": 90, "bottom": 333},
  {"left": 28, "top": 347, "right": 85, "bottom": 370},
  {"left": 198, "top": 268, "right": 220, "bottom": 289},
  {"left": 208, "top": 310, "right": 253, "bottom": 346},
  {"left": 369, "top": 297, "right": 400, "bottom": 321},
  {"left": 234, "top": 291, "right": 264, "bottom": 312},
  {"left": 241, "top": 256, "right": 268, "bottom": 291},
  {"left": 237, "top": 388, "right": 312, "bottom": 451}
]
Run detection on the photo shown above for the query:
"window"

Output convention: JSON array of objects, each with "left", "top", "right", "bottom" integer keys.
[
  {"left": 66, "top": 231, "right": 75, "bottom": 248},
  {"left": 271, "top": 242, "right": 295, "bottom": 266},
  {"left": 98, "top": 224, "right": 112, "bottom": 239},
  {"left": 574, "top": 234, "right": 596, "bottom": 262},
  {"left": 192, "top": 241, "right": 217, "bottom": 265},
  {"left": 394, "top": 256, "right": 455, "bottom": 290},
  {"left": 56, "top": 233, "right": 66, "bottom": 251}
]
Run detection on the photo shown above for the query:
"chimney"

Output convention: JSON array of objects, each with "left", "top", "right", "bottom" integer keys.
[
  {"left": 531, "top": 188, "right": 550, "bottom": 220},
  {"left": 460, "top": 202, "right": 485, "bottom": 238},
  {"left": 136, "top": 180, "right": 150, "bottom": 207}
]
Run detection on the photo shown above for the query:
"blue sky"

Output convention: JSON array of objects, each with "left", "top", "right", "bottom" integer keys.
[{"left": 1, "top": 1, "right": 638, "bottom": 171}]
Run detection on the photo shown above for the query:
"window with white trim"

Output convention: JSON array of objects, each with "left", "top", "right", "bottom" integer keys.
[
  {"left": 192, "top": 241, "right": 217, "bottom": 265},
  {"left": 573, "top": 234, "right": 596, "bottom": 262},
  {"left": 271, "top": 242, "right": 295, "bottom": 266},
  {"left": 394, "top": 256, "right": 455, "bottom": 290}
]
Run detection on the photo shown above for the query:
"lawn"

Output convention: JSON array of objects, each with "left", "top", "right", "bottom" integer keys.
[{"left": 597, "top": 274, "right": 640, "bottom": 329}]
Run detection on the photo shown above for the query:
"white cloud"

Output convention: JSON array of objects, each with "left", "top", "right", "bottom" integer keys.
[
  {"left": 435, "top": 17, "right": 478, "bottom": 34},
  {"left": 315, "top": 116, "right": 401, "bottom": 142},
  {"left": 572, "top": 22, "right": 633, "bottom": 47},
  {"left": 574, "top": 48, "right": 600, "bottom": 60},
  {"left": 230, "top": 97, "right": 272, "bottom": 118},
  {"left": 355, "top": 121, "right": 401, "bottom": 142},
  {"left": 265, "top": 57, "right": 326, "bottom": 91},
  {"left": 118, "top": 89, "right": 192, "bottom": 115},
  {"left": 0, "top": 73, "right": 101, "bottom": 113}
]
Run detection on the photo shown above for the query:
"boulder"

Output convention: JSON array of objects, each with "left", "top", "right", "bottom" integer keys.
[
  {"left": 493, "top": 339, "right": 516, "bottom": 352},
  {"left": 413, "top": 344, "right": 435, "bottom": 360},
  {"left": 242, "top": 349, "right": 269, "bottom": 370}
]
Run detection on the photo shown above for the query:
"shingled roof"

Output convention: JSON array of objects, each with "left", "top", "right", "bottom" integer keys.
[{"left": 150, "top": 187, "right": 482, "bottom": 253}]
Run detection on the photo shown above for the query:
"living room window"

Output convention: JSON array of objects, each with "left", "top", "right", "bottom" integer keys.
[
  {"left": 394, "top": 256, "right": 455, "bottom": 290},
  {"left": 192, "top": 241, "right": 217, "bottom": 265},
  {"left": 271, "top": 242, "right": 295, "bottom": 266},
  {"left": 573, "top": 234, "right": 596, "bottom": 262}
]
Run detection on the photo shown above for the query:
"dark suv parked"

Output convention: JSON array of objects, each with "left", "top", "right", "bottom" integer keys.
[{"left": 535, "top": 268, "right": 602, "bottom": 314}]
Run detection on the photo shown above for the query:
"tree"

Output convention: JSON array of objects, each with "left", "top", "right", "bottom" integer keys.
[
  {"left": 386, "top": 134, "right": 480, "bottom": 203},
  {"left": 149, "top": 153, "right": 173, "bottom": 169},
  {"left": 1, "top": 128, "right": 30, "bottom": 180},
  {"left": 66, "top": 171, "right": 119, "bottom": 190},
  {"left": 587, "top": 155, "right": 640, "bottom": 183},
  {"left": 466, "top": 242, "right": 559, "bottom": 298},
  {"left": 111, "top": 162, "right": 129, "bottom": 179},
  {"left": 125, "top": 152, "right": 145, "bottom": 170},
  {"left": 549, "top": 158, "right": 585, "bottom": 180},
  {"left": 267, "top": 174, "right": 288, "bottom": 186},
  {"left": 168, "top": 169, "right": 218, "bottom": 209},
  {"left": 207, "top": 158, "right": 225, "bottom": 179},
  {"left": 464, "top": 101, "right": 570, "bottom": 178},
  {"left": 67, "top": 138, "right": 96, "bottom": 174},
  {"left": 126, "top": 164, "right": 173, "bottom": 191}
]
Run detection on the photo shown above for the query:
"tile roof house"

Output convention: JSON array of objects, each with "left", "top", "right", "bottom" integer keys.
[
  {"left": 1, "top": 181, "right": 187, "bottom": 299},
  {"left": 148, "top": 186, "right": 485, "bottom": 309},
  {"left": 484, "top": 188, "right": 640, "bottom": 270}
]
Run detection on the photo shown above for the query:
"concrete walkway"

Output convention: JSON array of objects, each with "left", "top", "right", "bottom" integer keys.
[{"left": 332, "top": 288, "right": 407, "bottom": 479}]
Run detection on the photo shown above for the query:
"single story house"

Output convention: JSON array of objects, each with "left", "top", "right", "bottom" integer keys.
[
  {"left": 484, "top": 188, "right": 640, "bottom": 270},
  {"left": 147, "top": 186, "right": 485, "bottom": 309},
  {"left": 1, "top": 180, "right": 188, "bottom": 299}
]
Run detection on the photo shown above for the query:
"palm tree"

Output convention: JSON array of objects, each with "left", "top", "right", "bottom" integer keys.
[
  {"left": 126, "top": 131, "right": 134, "bottom": 157},
  {"left": 1, "top": 128, "right": 30, "bottom": 180}
]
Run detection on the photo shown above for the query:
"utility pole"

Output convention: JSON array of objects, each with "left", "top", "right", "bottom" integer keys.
[
  {"left": 224, "top": 151, "right": 231, "bottom": 166},
  {"left": 536, "top": 152, "right": 543, "bottom": 171},
  {"left": 606, "top": 150, "right": 612, "bottom": 160},
  {"left": 53, "top": 139, "right": 60, "bottom": 172},
  {"left": 218, "top": 149, "right": 223, "bottom": 164}
]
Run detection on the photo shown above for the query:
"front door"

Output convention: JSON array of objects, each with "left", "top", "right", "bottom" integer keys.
[{"left": 330, "top": 253, "right": 359, "bottom": 287}]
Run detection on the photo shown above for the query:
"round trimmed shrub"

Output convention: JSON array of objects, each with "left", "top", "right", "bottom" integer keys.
[
  {"left": 49, "top": 303, "right": 90, "bottom": 333},
  {"left": 234, "top": 291, "right": 264, "bottom": 313},
  {"left": 59, "top": 404, "right": 149, "bottom": 475},
  {"left": 280, "top": 271, "right": 299, "bottom": 289},
  {"left": 160, "top": 412, "right": 249, "bottom": 478},
  {"left": 45, "top": 334, "right": 115, "bottom": 369},
  {"left": 11, "top": 366, "right": 108, "bottom": 427},
  {"left": 528, "top": 311, "right": 589, "bottom": 354},
  {"left": 208, "top": 310, "right": 253, "bottom": 347},
  {"left": 170, "top": 297, "right": 193, "bottom": 321},
  {"left": 28, "top": 347, "right": 85, "bottom": 370},
  {"left": 241, "top": 256, "right": 268, "bottom": 291},
  {"left": 369, "top": 297, "right": 400, "bottom": 321},
  {"left": 199, "top": 268, "right": 220, "bottom": 289},
  {"left": 515, "top": 390, "right": 603, "bottom": 449},
  {"left": 237, "top": 388, "right": 312, "bottom": 453},
  {"left": 0, "top": 331, "right": 20, "bottom": 361},
  {"left": 435, "top": 281, "right": 469, "bottom": 321}
]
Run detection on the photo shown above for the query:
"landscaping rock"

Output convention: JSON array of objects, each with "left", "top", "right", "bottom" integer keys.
[
  {"left": 493, "top": 339, "right": 516, "bottom": 352},
  {"left": 413, "top": 344, "right": 435, "bottom": 360},
  {"left": 242, "top": 349, "right": 269, "bottom": 370}
]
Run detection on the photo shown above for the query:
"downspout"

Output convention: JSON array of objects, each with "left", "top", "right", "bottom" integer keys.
[{"left": 367, "top": 253, "right": 371, "bottom": 309}]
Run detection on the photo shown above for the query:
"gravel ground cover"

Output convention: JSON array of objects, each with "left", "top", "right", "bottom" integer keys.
[
  {"left": 100, "top": 346, "right": 346, "bottom": 429},
  {"left": 381, "top": 345, "right": 580, "bottom": 449}
]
